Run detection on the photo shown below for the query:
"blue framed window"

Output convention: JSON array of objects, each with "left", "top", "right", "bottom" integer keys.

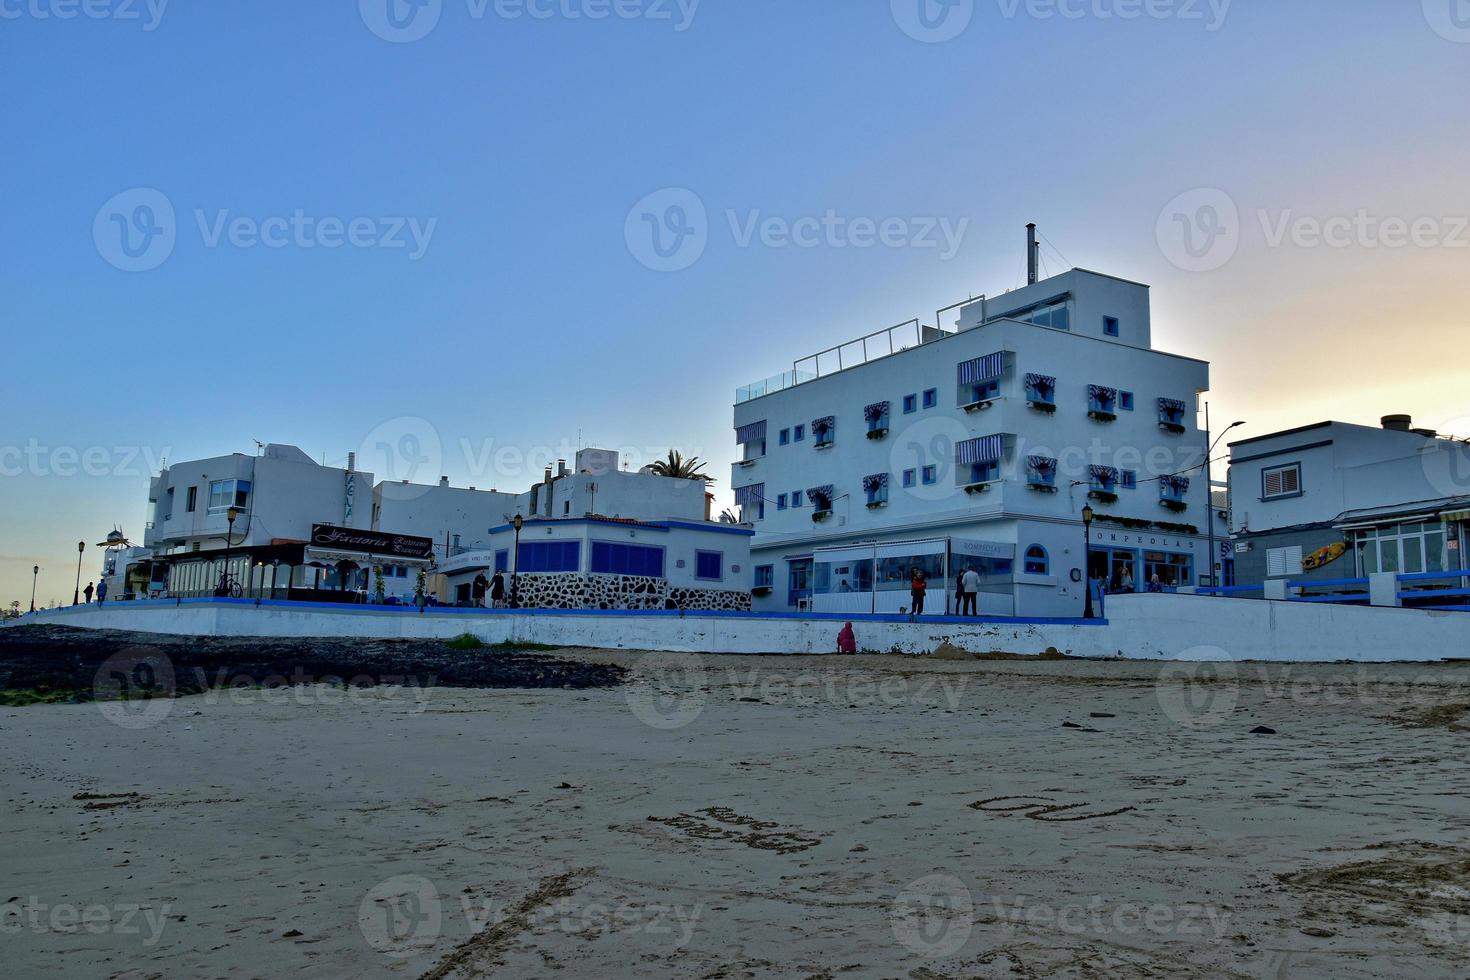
[
  {"left": 1160, "top": 475, "right": 1190, "bottom": 505},
  {"left": 1103, "top": 316, "right": 1119, "bottom": 337},
  {"left": 754, "top": 565, "right": 774, "bottom": 588},
  {"left": 922, "top": 388, "right": 938, "bottom": 409},
  {"left": 779, "top": 428, "right": 790, "bottom": 445},
  {"left": 971, "top": 379, "right": 1000, "bottom": 403},
  {"left": 1024, "top": 545, "right": 1050, "bottom": 575},
  {"left": 790, "top": 489, "right": 803, "bottom": 506},
  {"left": 1088, "top": 385, "right": 1118, "bottom": 416},
  {"left": 1026, "top": 455, "right": 1058, "bottom": 488},
  {"left": 1024, "top": 373, "right": 1056, "bottom": 407},
  {"left": 921, "top": 465, "right": 937, "bottom": 485},
  {"left": 494, "top": 550, "right": 509, "bottom": 573},
  {"left": 1121, "top": 470, "right": 1138, "bottom": 489},
  {"left": 863, "top": 474, "right": 889, "bottom": 505},
  {"left": 812, "top": 417, "right": 835, "bottom": 447},
  {"left": 793, "top": 424, "right": 805, "bottom": 442},
  {"left": 902, "top": 393, "right": 917, "bottom": 414},
  {"left": 695, "top": 550, "right": 723, "bottom": 581},
  {"left": 776, "top": 493, "right": 788, "bottom": 510},
  {"left": 969, "top": 460, "right": 999, "bottom": 484},
  {"left": 902, "top": 469, "right": 917, "bottom": 488},
  {"left": 517, "top": 540, "right": 580, "bottom": 573},
  {"left": 1262, "top": 463, "right": 1302, "bottom": 500},
  {"left": 1120, "top": 391, "right": 1135, "bottom": 411},
  {"left": 591, "top": 541, "right": 665, "bottom": 578}
]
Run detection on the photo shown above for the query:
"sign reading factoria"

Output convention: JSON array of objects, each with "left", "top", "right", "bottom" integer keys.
[{"left": 310, "top": 524, "right": 434, "bottom": 559}]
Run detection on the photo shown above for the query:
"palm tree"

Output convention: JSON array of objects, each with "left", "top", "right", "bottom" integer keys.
[
  {"left": 718, "top": 508, "right": 741, "bottom": 524},
  {"left": 650, "top": 449, "right": 714, "bottom": 483}
]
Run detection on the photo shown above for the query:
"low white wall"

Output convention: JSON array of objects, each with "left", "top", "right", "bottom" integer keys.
[{"left": 10, "top": 594, "right": 1467, "bottom": 662}]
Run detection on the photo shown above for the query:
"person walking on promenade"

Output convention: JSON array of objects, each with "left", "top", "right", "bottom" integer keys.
[
  {"left": 83, "top": 582, "right": 94, "bottom": 604},
  {"left": 96, "top": 579, "right": 108, "bottom": 604},
  {"left": 489, "top": 570, "right": 506, "bottom": 608},
  {"left": 472, "top": 572, "right": 489, "bottom": 608}
]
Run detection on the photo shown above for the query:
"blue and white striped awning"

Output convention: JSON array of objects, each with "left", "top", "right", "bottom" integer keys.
[
  {"left": 1024, "top": 373, "right": 1056, "bottom": 391},
  {"left": 956, "top": 435, "right": 1005, "bottom": 466},
  {"left": 1089, "top": 464, "right": 1119, "bottom": 484},
  {"left": 735, "top": 421, "right": 767, "bottom": 445},
  {"left": 812, "top": 416, "right": 835, "bottom": 434},
  {"left": 862, "top": 473, "right": 889, "bottom": 491},
  {"left": 958, "top": 352, "right": 1006, "bottom": 386},
  {"left": 807, "top": 485, "right": 834, "bottom": 505},
  {"left": 1161, "top": 474, "right": 1191, "bottom": 492},
  {"left": 1088, "top": 384, "right": 1117, "bottom": 400},
  {"left": 734, "top": 484, "right": 765, "bottom": 507},
  {"left": 1026, "top": 454, "right": 1057, "bottom": 472},
  {"left": 864, "top": 401, "right": 890, "bottom": 421}
]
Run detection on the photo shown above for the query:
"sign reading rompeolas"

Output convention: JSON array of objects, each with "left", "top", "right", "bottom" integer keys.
[{"left": 310, "top": 524, "right": 435, "bottom": 559}]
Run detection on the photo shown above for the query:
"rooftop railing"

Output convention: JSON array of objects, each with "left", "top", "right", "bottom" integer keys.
[{"left": 736, "top": 314, "right": 970, "bottom": 404}]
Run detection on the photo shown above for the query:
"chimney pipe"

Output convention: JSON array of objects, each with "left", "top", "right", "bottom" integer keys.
[
  {"left": 1381, "top": 414, "right": 1412, "bottom": 433},
  {"left": 1026, "top": 223, "right": 1039, "bottom": 285},
  {"left": 439, "top": 475, "right": 449, "bottom": 487},
  {"left": 347, "top": 452, "right": 355, "bottom": 472}
]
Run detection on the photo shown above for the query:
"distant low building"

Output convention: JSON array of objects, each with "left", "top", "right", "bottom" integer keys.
[{"left": 1227, "top": 415, "right": 1470, "bottom": 586}]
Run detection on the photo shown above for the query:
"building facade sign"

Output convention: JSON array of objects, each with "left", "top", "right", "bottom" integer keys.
[{"left": 310, "top": 523, "right": 434, "bottom": 559}]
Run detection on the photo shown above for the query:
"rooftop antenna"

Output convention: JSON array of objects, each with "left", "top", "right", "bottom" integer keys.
[
  {"left": 253, "top": 439, "right": 265, "bottom": 455},
  {"left": 1026, "top": 223, "right": 1039, "bottom": 285}
]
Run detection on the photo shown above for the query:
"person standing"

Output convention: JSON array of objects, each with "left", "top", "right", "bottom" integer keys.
[
  {"left": 471, "top": 572, "right": 489, "bottom": 608},
  {"left": 489, "top": 570, "right": 506, "bottom": 608},
  {"left": 96, "top": 579, "right": 108, "bottom": 604},
  {"left": 83, "top": 582, "right": 94, "bottom": 604},
  {"left": 1120, "top": 566, "right": 1135, "bottom": 593},
  {"left": 909, "top": 568, "right": 927, "bottom": 617},
  {"left": 961, "top": 565, "right": 981, "bottom": 616}
]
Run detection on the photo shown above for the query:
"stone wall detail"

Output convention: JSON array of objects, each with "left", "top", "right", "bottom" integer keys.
[{"left": 512, "top": 573, "right": 750, "bottom": 612}]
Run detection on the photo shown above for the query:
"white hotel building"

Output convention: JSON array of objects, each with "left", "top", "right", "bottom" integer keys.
[{"left": 731, "top": 264, "right": 1213, "bottom": 618}]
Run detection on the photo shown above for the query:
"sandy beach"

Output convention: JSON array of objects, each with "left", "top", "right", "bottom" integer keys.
[{"left": 4, "top": 646, "right": 1469, "bottom": 979}]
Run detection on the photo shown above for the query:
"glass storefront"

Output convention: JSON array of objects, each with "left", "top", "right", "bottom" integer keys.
[{"left": 1356, "top": 521, "right": 1450, "bottom": 575}]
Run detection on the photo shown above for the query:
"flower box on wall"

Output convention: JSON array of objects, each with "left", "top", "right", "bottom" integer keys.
[
  {"left": 866, "top": 427, "right": 888, "bottom": 440},
  {"left": 1088, "top": 489, "right": 1119, "bottom": 503},
  {"left": 1027, "top": 482, "right": 1058, "bottom": 494},
  {"left": 751, "top": 586, "right": 772, "bottom": 597},
  {"left": 736, "top": 458, "right": 759, "bottom": 468},
  {"left": 1027, "top": 400, "right": 1057, "bottom": 414},
  {"left": 1160, "top": 499, "right": 1189, "bottom": 512},
  {"left": 814, "top": 441, "right": 834, "bottom": 451},
  {"left": 1158, "top": 421, "right": 1187, "bottom": 435},
  {"left": 865, "top": 500, "right": 887, "bottom": 510},
  {"left": 962, "top": 399, "right": 996, "bottom": 414},
  {"left": 1088, "top": 410, "right": 1117, "bottom": 422},
  {"left": 963, "top": 482, "right": 993, "bottom": 495},
  {"left": 811, "top": 509, "right": 833, "bottom": 522}
]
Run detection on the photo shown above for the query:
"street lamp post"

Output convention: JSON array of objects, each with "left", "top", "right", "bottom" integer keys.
[
  {"left": 1082, "top": 503, "right": 1096, "bottom": 619},
  {"left": 30, "top": 565, "right": 39, "bottom": 613},
  {"left": 1202, "top": 406, "right": 1246, "bottom": 589},
  {"left": 216, "top": 506, "right": 242, "bottom": 597},
  {"left": 510, "top": 514, "right": 523, "bottom": 609},
  {"left": 73, "top": 541, "right": 85, "bottom": 605}
]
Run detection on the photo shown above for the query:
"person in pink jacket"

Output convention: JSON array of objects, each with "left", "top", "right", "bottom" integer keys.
[{"left": 837, "top": 622, "right": 857, "bottom": 654}]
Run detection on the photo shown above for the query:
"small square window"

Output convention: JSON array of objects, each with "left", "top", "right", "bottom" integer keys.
[
  {"left": 902, "top": 469, "right": 916, "bottom": 488},
  {"left": 794, "top": 425, "right": 805, "bottom": 442},
  {"left": 790, "top": 489, "right": 803, "bottom": 506},
  {"left": 921, "top": 465, "right": 937, "bottom": 485},
  {"left": 1103, "top": 316, "right": 1119, "bottom": 337},
  {"left": 1121, "top": 470, "right": 1137, "bottom": 489},
  {"left": 1120, "top": 391, "right": 1135, "bottom": 411},
  {"left": 779, "top": 429, "right": 790, "bottom": 446},
  {"left": 777, "top": 494, "right": 788, "bottom": 510},
  {"left": 903, "top": 394, "right": 917, "bottom": 414},
  {"left": 696, "top": 551, "right": 723, "bottom": 581},
  {"left": 1263, "top": 463, "right": 1302, "bottom": 499},
  {"left": 922, "top": 388, "right": 937, "bottom": 409}
]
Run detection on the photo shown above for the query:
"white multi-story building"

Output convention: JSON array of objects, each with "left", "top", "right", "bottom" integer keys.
[
  {"left": 1227, "top": 415, "right": 1470, "bottom": 585},
  {"left": 731, "top": 263, "right": 1213, "bottom": 617}
]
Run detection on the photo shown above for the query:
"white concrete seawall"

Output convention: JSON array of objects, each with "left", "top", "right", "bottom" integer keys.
[{"left": 10, "top": 595, "right": 1468, "bottom": 663}]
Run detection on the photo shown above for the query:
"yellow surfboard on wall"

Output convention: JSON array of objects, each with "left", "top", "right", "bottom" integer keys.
[{"left": 1302, "top": 541, "right": 1348, "bottom": 571}]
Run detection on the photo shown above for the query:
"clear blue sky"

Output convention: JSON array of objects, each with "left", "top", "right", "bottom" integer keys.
[{"left": 3, "top": 0, "right": 1467, "bottom": 605}]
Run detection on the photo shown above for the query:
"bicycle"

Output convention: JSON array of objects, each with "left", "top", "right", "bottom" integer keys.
[{"left": 213, "top": 573, "right": 244, "bottom": 599}]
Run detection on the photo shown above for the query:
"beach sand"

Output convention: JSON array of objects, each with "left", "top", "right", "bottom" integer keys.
[{"left": 3, "top": 650, "right": 1468, "bottom": 978}]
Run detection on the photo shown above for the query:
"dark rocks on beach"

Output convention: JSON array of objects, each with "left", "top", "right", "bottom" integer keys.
[
  {"left": 0, "top": 625, "right": 625, "bottom": 703},
  {"left": 1250, "top": 726, "right": 1278, "bottom": 735}
]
